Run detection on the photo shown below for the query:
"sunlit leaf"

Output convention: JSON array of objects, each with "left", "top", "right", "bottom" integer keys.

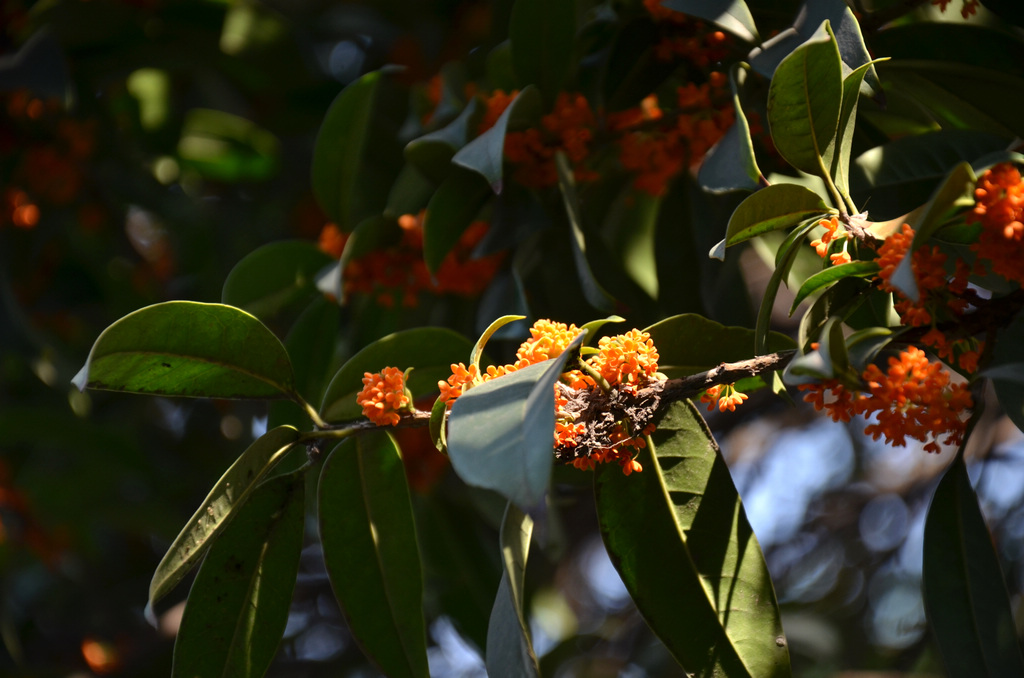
[
  {"left": 73, "top": 301, "right": 298, "bottom": 400},
  {"left": 923, "top": 452, "right": 1024, "bottom": 677},
  {"left": 221, "top": 241, "right": 334, "bottom": 321},
  {"left": 177, "top": 108, "right": 279, "bottom": 182},
  {"left": 471, "top": 315, "right": 526, "bottom": 371},
  {"left": 790, "top": 261, "right": 880, "bottom": 313},
  {"left": 767, "top": 21, "right": 843, "bottom": 182},
  {"left": 832, "top": 60, "right": 883, "bottom": 205},
  {"left": 486, "top": 502, "right": 540, "bottom": 677},
  {"left": 320, "top": 327, "right": 474, "bottom": 422},
  {"left": 662, "top": 0, "right": 758, "bottom": 42},
  {"left": 447, "top": 335, "right": 584, "bottom": 510},
  {"left": 595, "top": 400, "right": 790, "bottom": 677},
  {"left": 319, "top": 433, "right": 429, "bottom": 678},
  {"left": 147, "top": 425, "right": 300, "bottom": 611},
  {"left": 724, "top": 184, "right": 831, "bottom": 246},
  {"left": 509, "top": 0, "right": 575, "bottom": 104},
  {"left": 172, "top": 470, "right": 304, "bottom": 678}
]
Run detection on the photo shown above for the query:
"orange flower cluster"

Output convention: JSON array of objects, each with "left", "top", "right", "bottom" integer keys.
[
  {"left": 810, "top": 216, "right": 851, "bottom": 265},
  {"left": 799, "top": 347, "right": 972, "bottom": 454},
  {"left": 502, "top": 92, "right": 599, "bottom": 189},
  {"left": 438, "top": 320, "right": 663, "bottom": 475},
  {"left": 876, "top": 223, "right": 970, "bottom": 328},
  {"left": 607, "top": 80, "right": 734, "bottom": 196},
  {"left": 700, "top": 383, "right": 749, "bottom": 412},
  {"left": 967, "top": 163, "right": 1024, "bottom": 286},
  {"left": 317, "top": 211, "right": 504, "bottom": 307},
  {"left": 356, "top": 367, "right": 412, "bottom": 426}
]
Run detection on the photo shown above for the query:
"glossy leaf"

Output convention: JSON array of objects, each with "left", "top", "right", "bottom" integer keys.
[
  {"left": 596, "top": 400, "right": 790, "bottom": 677},
  {"left": 662, "top": 0, "right": 758, "bottom": 43},
  {"left": 319, "top": 433, "right": 429, "bottom": 678},
  {"left": 312, "top": 69, "right": 399, "bottom": 229},
  {"left": 790, "top": 261, "right": 880, "bottom": 313},
  {"left": 555, "top": 152, "right": 615, "bottom": 312},
  {"left": 447, "top": 335, "right": 584, "bottom": 510},
  {"left": 832, "top": 61, "right": 880, "bottom": 205},
  {"left": 645, "top": 314, "right": 794, "bottom": 378},
  {"left": 320, "top": 327, "right": 474, "bottom": 422},
  {"left": 923, "top": 452, "right": 1024, "bottom": 677},
  {"left": 767, "top": 21, "right": 843, "bottom": 182},
  {"left": 72, "top": 301, "right": 298, "bottom": 400},
  {"left": 724, "top": 184, "right": 830, "bottom": 246},
  {"left": 148, "top": 425, "right": 300, "bottom": 611},
  {"left": 755, "top": 220, "right": 820, "bottom": 355},
  {"left": 221, "top": 240, "right": 334, "bottom": 321},
  {"left": 172, "top": 470, "right": 304, "bottom": 678},
  {"left": 423, "top": 167, "right": 492, "bottom": 273},
  {"left": 509, "top": 0, "right": 575, "bottom": 104},
  {"left": 405, "top": 98, "right": 481, "bottom": 183},
  {"left": 453, "top": 86, "right": 542, "bottom": 193},
  {"left": 486, "top": 502, "right": 540, "bottom": 677}
]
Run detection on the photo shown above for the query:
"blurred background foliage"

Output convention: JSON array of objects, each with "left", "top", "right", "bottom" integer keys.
[{"left": 3, "top": 0, "right": 1024, "bottom": 675}]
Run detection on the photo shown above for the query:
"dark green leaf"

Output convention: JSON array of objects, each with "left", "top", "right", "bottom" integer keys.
[
  {"left": 486, "top": 502, "right": 540, "bottom": 677},
  {"left": 645, "top": 314, "right": 794, "bottom": 378},
  {"left": 991, "top": 313, "right": 1024, "bottom": 434},
  {"left": 790, "top": 261, "right": 879, "bottom": 313},
  {"left": 312, "top": 69, "right": 403, "bottom": 229},
  {"left": 319, "top": 433, "right": 429, "bottom": 678},
  {"left": 285, "top": 296, "right": 340, "bottom": 404},
  {"left": 221, "top": 241, "right": 334, "bottom": 321},
  {"left": 555, "top": 152, "right": 615, "bottom": 312},
  {"left": 177, "top": 108, "right": 279, "bottom": 182},
  {"left": 423, "top": 167, "right": 493, "bottom": 273},
  {"left": 405, "top": 99, "right": 482, "bottom": 184},
  {"left": 601, "top": 188, "right": 660, "bottom": 298},
  {"left": 509, "top": 0, "right": 575, "bottom": 104},
  {"left": 832, "top": 61, "right": 879, "bottom": 206},
  {"left": 699, "top": 64, "right": 762, "bottom": 193},
  {"left": 72, "top": 301, "right": 298, "bottom": 400},
  {"left": 662, "top": 0, "right": 759, "bottom": 42},
  {"left": 173, "top": 471, "right": 305, "bottom": 678},
  {"left": 724, "top": 184, "right": 830, "bottom": 246},
  {"left": 923, "top": 453, "right": 1024, "bottom": 677},
  {"left": 756, "top": 220, "right": 820, "bottom": 354},
  {"left": 767, "top": 21, "right": 843, "bottom": 181},
  {"left": 148, "top": 425, "right": 300, "bottom": 611},
  {"left": 386, "top": 163, "right": 437, "bottom": 218},
  {"left": 320, "top": 327, "right": 474, "bottom": 422},
  {"left": 452, "top": 86, "right": 542, "bottom": 193},
  {"left": 448, "top": 336, "right": 584, "bottom": 510},
  {"left": 429, "top": 396, "right": 448, "bottom": 453},
  {"left": 596, "top": 400, "right": 790, "bottom": 677}
]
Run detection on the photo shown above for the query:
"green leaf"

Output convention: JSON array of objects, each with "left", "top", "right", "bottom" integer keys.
[
  {"left": 285, "top": 296, "right": 340, "bottom": 405},
  {"left": 147, "top": 425, "right": 300, "bottom": 611},
  {"left": 405, "top": 98, "right": 482, "bottom": 184},
  {"left": 602, "top": 188, "right": 660, "bottom": 298},
  {"left": 755, "top": 220, "right": 821, "bottom": 354},
  {"left": 172, "top": 470, "right": 305, "bottom": 678},
  {"left": 555, "top": 152, "right": 615, "bottom": 312},
  {"left": 386, "top": 163, "right": 437, "bottom": 218},
  {"left": 699, "top": 64, "right": 762, "bottom": 194},
  {"left": 471, "top": 315, "right": 526, "bottom": 371},
  {"left": 221, "top": 241, "right": 334, "bottom": 321},
  {"left": 784, "top": 315, "right": 849, "bottom": 382},
  {"left": 579, "top": 315, "right": 626, "bottom": 345},
  {"left": 790, "top": 261, "right": 880, "bottom": 313},
  {"left": 509, "top": 0, "right": 575, "bottom": 105},
  {"left": 447, "top": 335, "right": 584, "bottom": 510},
  {"left": 486, "top": 502, "right": 540, "bottom": 677},
  {"left": 423, "top": 167, "right": 492, "bottom": 274},
  {"left": 177, "top": 108, "right": 279, "bottom": 182},
  {"left": 923, "top": 452, "right": 1024, "bottom": 677},
  {"left": 724, "top": 184, "right": 831, "bottom": 247},
  {"left": 452, "top": 86, "right": 542, "bottom": 194},
  {"left": 767, "top": 21, "right": 843, "bottom": 183},
  {"left": 319, "top": 433, "right": 429, "bottom": 678},
  {"left": 72, "top": 301, "right": 298, "bottom": 400},
  {"left": 429, "top": 396, "right": 448, "bottom": 453},
  {"left": 595, "top": 400, "right": 790, "bottom": 678},
  {"left": 320, "top": 327, "right": 474, "bottom": 422},
  {"left": 645, "top": 314, "right": 795, "bottom": 378},
  {"left": 661, "top": 0, "right": 759, "bottom": 42},
  {"left": 312, "top": 69, "right": 402, "bottom": 229},
  {"left": 832, "top": 61, "right": 881, "bottom": 206}
]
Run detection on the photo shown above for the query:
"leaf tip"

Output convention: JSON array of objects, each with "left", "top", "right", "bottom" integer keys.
[
  {"left": 71, "top": 362, "right": 89, "bottom": 392},
  {"left": 709, "top": 239, "right": 727, "bottom": 261}
]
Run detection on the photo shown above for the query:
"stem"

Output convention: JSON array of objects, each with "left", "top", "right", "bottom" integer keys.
[
  {"left": 577, "top": 358, "right": 613, "bottom": 393},
  {"left": 298, "top": 397, "right": 331, "bottom": 430}
]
